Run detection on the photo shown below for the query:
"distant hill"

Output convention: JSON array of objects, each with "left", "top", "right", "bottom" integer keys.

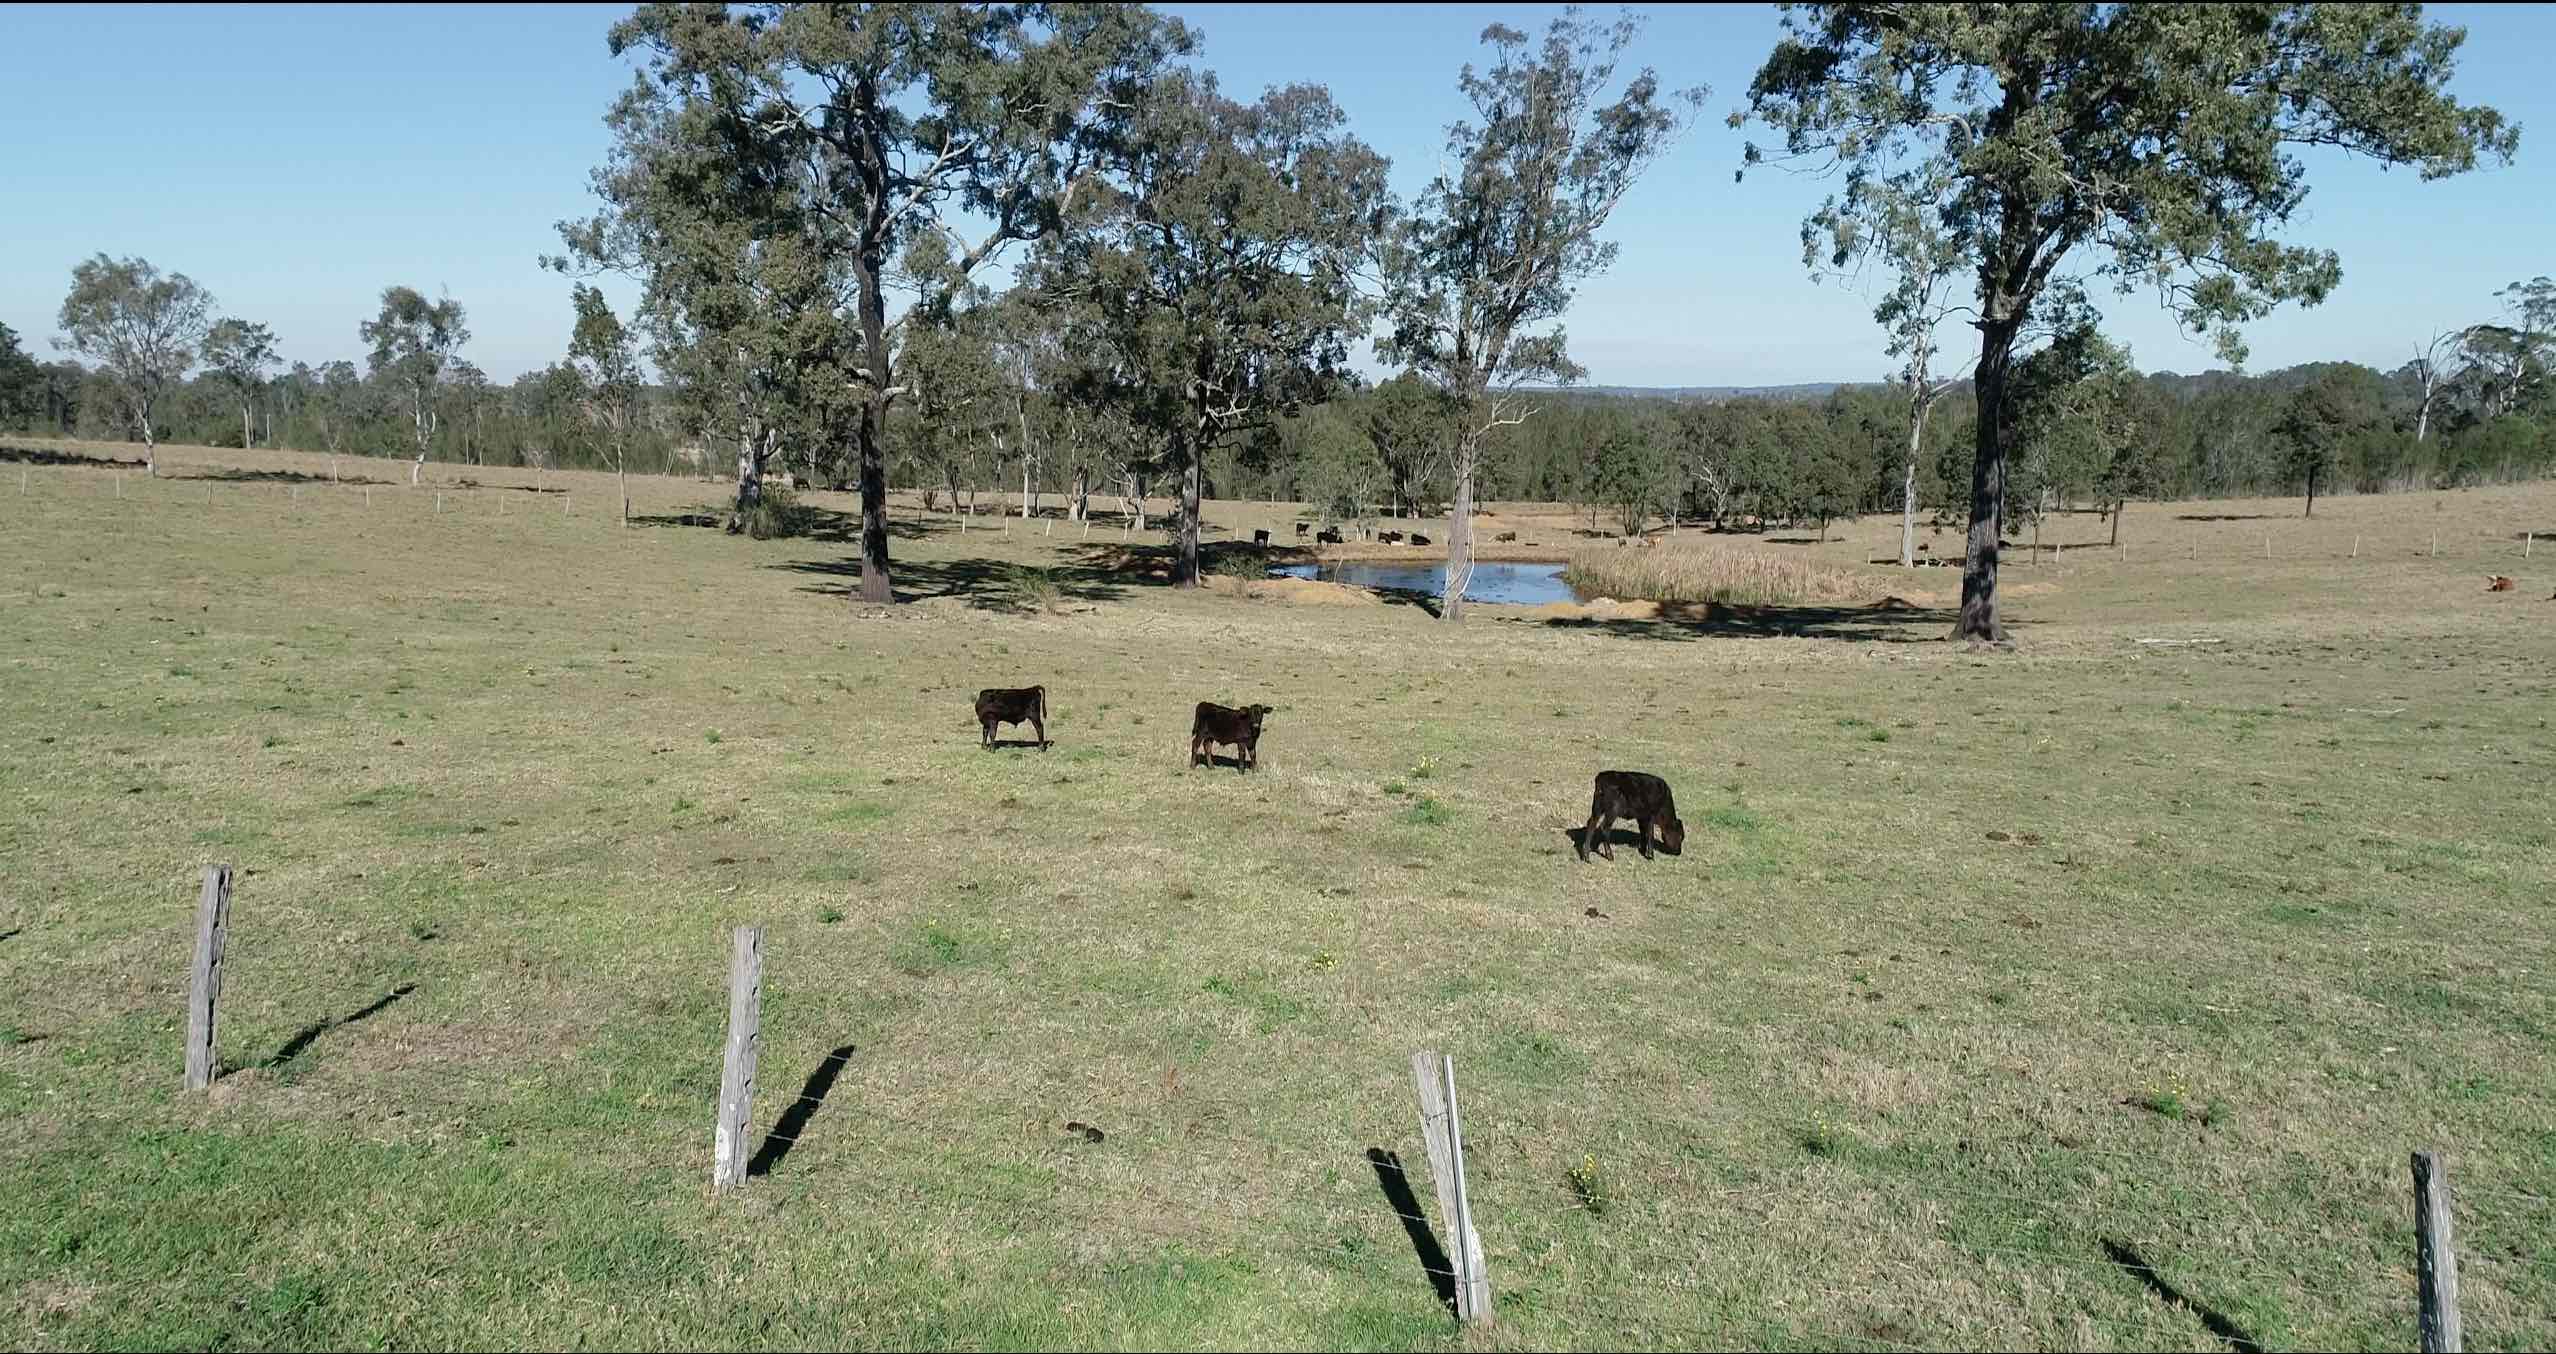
[{"left": 1522, "top": 381, "right": 1853, "bottom": 403}]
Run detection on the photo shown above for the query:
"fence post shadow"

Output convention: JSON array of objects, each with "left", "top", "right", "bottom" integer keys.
[
  {"left": 1365, "top": 1147, "right": 1458, "bottom": 1316},
  {"left": 264, "top": 982, "right": 417, "bottom": 1071},
  {"left": 749, "top": 1042, "right": 857, "bottom": 1178},
  {"left": 2101, "top": 1240, "right": 2265, "bottom": 1354}
]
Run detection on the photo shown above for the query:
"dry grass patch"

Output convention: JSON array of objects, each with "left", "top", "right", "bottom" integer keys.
[{"left": 1562, "top": 541, "right": 1899, "bottom": 607}]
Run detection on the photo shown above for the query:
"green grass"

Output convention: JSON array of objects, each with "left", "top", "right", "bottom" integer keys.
[{"left": 4, "top": 442, "right": 2555, "bottom": 1351}]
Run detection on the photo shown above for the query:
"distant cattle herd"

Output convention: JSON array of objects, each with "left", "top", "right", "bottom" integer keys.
[{"left": 972, "top": 685, "right": 1677, "bottom": 864}]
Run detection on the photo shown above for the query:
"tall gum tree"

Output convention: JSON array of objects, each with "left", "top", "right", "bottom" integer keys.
[
  {"left": 201, "top": 318, "right": 279, "bottom": 453},
  {"left": 1382, "top": 13, "right": 1701, "bottom": 622},
  {"left": 1036, "top": 73, "right": 1389, "bottom": 589},
  {"left": 54, "top": 254, "right": 214, "bottom": 476},
  {"left": 566, "top": 2, "right": 1191, "bottom": 604},
  {"left": 362, "top": 286, "right": 470, "bottom": 484},
  {"left": 1740, "top": 2, "right": 2516, "bottom": 642}
]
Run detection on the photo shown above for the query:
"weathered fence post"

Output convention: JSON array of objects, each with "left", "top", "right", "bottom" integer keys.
[
  {"left": 185, "top": 865, "right": 234, "bottom": 1091},
  {"left": 2352, "top": 534, "right": 2360, "bottom": 558},
  {"left": 1411, "top": 1050, "right": 1492, "bottom": 1324},
  {"left": 2431, "top": 534, "right": 2439, "bottom": 558},
  {"left": 2413, "top": 1151, "right": 2462, "bottom": 1353},
  {"left": 436, "top": 492, "right": 444, "bottom": 513},
  {"left": 713, "top": 925, "right": 765, "bottom": 1192},
  {"left": 2528, "top": 531, "right": 2534, "bottom": 560}
]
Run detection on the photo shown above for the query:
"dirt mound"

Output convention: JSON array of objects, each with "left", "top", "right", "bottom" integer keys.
[
  {"left": 1514, "top": 596, "right": 1661, "bottom": 621},
  {"left": 1229, "top": 577, "right": 1383, "bottom": 606}
]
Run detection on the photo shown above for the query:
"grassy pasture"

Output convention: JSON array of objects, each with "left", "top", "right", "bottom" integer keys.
[{"left": 3, "top": 438, "right": 2553, "bottom": 1351}]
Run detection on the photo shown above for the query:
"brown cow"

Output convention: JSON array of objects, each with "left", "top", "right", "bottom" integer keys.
[
  {"left": 1575, "top": 770, "right": 1684, "bottom": 863},
  {"left": 2487, "top": 575, "right": 2517, "bottom": 592},
  {"left": 1189, "top": 701, "right": 1273, "bottom": 772},
  {"left": 974, "top": 685, "right": 1050, "bottom": 750}
]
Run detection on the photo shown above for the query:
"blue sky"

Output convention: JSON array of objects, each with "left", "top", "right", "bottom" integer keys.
[{"left": 2, "top": 3, "right": 2547, "bottom": 387}]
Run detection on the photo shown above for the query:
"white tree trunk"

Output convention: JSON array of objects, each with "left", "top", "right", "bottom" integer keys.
[
  {"left": 1443, "top": 444, "right": 1475, "bottom": 622},
  {"left": 1902, "top": 456, "right": 1919, "bottom": 569}
]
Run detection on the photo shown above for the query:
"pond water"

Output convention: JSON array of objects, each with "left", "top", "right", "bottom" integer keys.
[{"left": 1271, "top": 559, "right": 1587, "bottom": 606}]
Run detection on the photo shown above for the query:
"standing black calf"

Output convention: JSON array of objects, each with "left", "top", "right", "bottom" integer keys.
[
  {"left": 1253, "top": 528, "right": 1271, "bottom": 545},
  {"left": 1189, "top": 701, "right": 1273, "bottom": 771},
  {"left": 974, "top": 685, "right": 1050, "bottom": 750},
  {"left": 1576, "top": 770, "right": 1684, "bottom": 862}
]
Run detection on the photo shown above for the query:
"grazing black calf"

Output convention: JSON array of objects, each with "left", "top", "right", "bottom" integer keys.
[
  {"left": 1316, "top": 528, "right": 1344, "bottom": 545},
  {"left": 1294, "top": 522, "right": 1311, "bottom": 538},
  {"left": 1189, "top": 701, "right": 1273, "bottom": 771},
  {"left": 1495, "top": 530, "right": 1518, "bottom": 542},
  {"left": 974, "top": 685, "right": 1050, "bottom": 750},
  {"left": 1378, "top": 530, "right": 1404, "bottom": 544},
  {"left": 1576, "top": 770, "right": 1684, "bottom": 862},
  {"left": 1409, "top": 532, "right": 1430, "bottom": 546},
  {"left": 1253, "top": 528, "right": 1271, "bottom": 545}
]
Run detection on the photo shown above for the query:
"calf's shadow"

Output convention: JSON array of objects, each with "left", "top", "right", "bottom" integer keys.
[{"left": 1563, "top": 826, "right": 1678, "bottom": 857}]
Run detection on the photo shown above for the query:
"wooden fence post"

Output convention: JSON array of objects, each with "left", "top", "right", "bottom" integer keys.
[
  {"left": 713, "top": 925, "right": 764, "bottom": 1192},
  {"left": 185, "top": 865, "right": 234, "bottom": 1091},
  {"left": 1411, "top": 1050, "right": 1492, "bottom": 1324},
  {"left": 2413, "top": 1151, "right": 2461, "bottom": 1353}
]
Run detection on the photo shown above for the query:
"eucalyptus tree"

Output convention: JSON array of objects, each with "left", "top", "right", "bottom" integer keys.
[
  {"left": 1037, "top": 71, "right": 1389, "bottom": 587},
  {"left": 200, "top": 318, "right": 279, "bottom": 452},
  {"left": 569, "top": 284, "right": 646, "bottom": 523},
  {"left": 55, "top": 254, "right": 215, "bottom": 474},
  {"left": 1382, "top": 13, "right": 1702, "bottom": 620},
  {"left": 1742, "top": 2, "right": 2516, "bottom": 640},
  {"left": 564, "top": 2, "right": 1190, "bottom": 600},
  {"left": 362, "top": 286, "right": 470, "bottom": 483}
]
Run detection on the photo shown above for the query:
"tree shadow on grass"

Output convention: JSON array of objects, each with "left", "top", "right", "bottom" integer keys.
[
  {"left": 773, "top": 553, "right": 1132, "bottom": 608},
  {"left": 1525, "top": 598, "right": 1967, "bottom": 644},
  {"left": 631, "top": 510, "right": 725, "bottom": 530},
  {"left": 2173, "top": 512, "right": 2280, "bottom": 522},
  {"left": 446, "top": 477, "right": 564, "bottom": 495},
  {"left": 749, "top": 1043, "right": 856, "bottom": 1177},
  {"left": 1365, "top": 1149, "right": 1457, "bottom": 1317},
  {"left": 199, "top": 466, "right": 398, "bottom": 486},
  {"left": 631, "top": 502, "right": 948, "bottom": 541},
  {"left": 2101, "top": 1241, "right": 2265, "bottom": 1353},
  {"left": 265, "top": 983, "right": 416, "bottom": 1070},
  {"left": 0, "top": 443, "right": 145, "bottom": 470}
]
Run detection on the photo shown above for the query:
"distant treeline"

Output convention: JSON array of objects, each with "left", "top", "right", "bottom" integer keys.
[
  {"left": 6, "top": 320, "right": 2549, "bottom": 530},
  {"left": 0, "top": 334, "right": 697, "bottom": 477}
]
